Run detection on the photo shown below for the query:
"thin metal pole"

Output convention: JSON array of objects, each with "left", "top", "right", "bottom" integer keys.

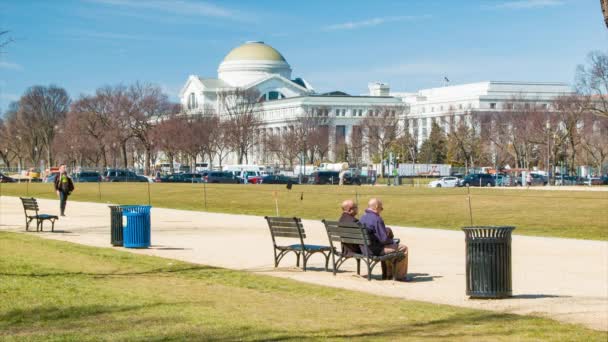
[
  {"left": 98, "top": 181, "right": 101, "bottom": 201},
  {"left": 26, "top": 180, "right": 29, "bottom": 196},
  {"left": 147, "top": 181, "right": 151, "bottom": 206},
  {"left": 466, "top": 185, "right": 473, "bottom": 226},
  {"left": 275, "top": 197, "right": 279, "bottom": 216}
]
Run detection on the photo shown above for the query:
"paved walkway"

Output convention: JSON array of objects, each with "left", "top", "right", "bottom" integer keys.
[{"left": 0, "top": 196, "right": 606, "bottom": 331}]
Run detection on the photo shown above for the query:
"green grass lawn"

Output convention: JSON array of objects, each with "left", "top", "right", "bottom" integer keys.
[
  {"left": 2, "top": 182, "right": 607, "bottom": 240},
  {"left": 0, "top": 232, "right": 605, "bottom": 341}
]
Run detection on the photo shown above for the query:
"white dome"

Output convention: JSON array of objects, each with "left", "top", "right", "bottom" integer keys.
[{"left": 218, "top": 41, "right": 292, "bottom": 87}]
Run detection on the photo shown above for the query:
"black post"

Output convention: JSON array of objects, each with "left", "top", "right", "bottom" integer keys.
[
  {"left": 98, "top": 181, "right": 101, "bottom": 201},
  {"left": 147, "top": 181, "right": 151, "bottom": 206},
  {"left": 26, "top": 180, "right": 29, "bottom": 196}
]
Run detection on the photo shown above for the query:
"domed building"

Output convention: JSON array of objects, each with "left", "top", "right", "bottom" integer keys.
[{"left": 179, "top": 41, "right": 571, "bottom": 167}]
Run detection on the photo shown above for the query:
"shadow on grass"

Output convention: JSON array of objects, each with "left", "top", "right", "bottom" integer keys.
[
  {"left": 511, "top": 294, "right": 569, "bottom": 299},
  {"left": 150, "top": 311, "right": 537, "bottom": 341},
  {"left": 0, "top": 265, "right": 218, "bottom": 278},
  {"left": 0, "top": 303, "right": 164, "bottom": 327}
]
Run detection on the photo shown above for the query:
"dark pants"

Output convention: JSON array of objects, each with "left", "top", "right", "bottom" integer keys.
[{"left": 59, "top": 191, "right": 69, "bottom": 214}]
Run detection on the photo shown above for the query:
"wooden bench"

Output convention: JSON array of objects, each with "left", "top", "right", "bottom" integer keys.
[
  {"left": 322, "top": 220, "right": 405, "bottom": 281},
  {"left": 264, "top": 216, "right": 331, "bottom": 271},
  {"left": 20, "top": 197, "right": 58, "bottom": 232}
]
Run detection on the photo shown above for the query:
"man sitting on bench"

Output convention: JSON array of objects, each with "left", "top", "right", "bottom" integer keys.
[{"left": 359, "top": 198, "right": 409, "bottom": 281}]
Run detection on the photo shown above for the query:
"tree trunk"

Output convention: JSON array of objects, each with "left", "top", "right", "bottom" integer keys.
[{"left": 121, "top": 142, "right": 128, "bottom": 169}]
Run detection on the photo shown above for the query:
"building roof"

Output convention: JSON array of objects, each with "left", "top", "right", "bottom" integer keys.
[
  {"left": 222, "top": 41, "right": 286, "bottom": 62},
  {"left": 197, "top": 77, "right": 230, "bottom": 89}
]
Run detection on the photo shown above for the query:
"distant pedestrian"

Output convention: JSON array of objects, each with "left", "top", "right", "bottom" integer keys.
[
  {"left": 339, "top": 169, "right": 346, "bottom": 186},
  {"left": 54, "top": 164, "right": 75, "bottom": 216},
  {"left": 526, "top": 173, "right": 532, "bottom": 187}
]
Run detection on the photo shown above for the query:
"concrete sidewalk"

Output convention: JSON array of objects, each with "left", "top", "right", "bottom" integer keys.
[{"left": 0, "top": 196, "right": 606, "bottom": 331}]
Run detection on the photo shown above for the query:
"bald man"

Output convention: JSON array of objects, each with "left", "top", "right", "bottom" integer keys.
[
  {"left": 359, "top": 198, "right": 409, "bottom": 281},
  {"left": 338, "top": 199, "right": 361, "bottom": 255}
]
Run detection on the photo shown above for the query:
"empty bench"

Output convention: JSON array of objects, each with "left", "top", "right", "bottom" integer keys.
[
  {"left": 265, "top": 216, "right": 331, "bottom": 271},
  {"left": 322, "top": 220, "right": 405, "bottom": 281},
  {"left": 20, "top": 197, "right": 58, "bottom": 232}
]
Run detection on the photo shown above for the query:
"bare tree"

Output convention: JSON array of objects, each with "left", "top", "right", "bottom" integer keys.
[
  {"left": 579, "top": 112, "right": 608, "bottom": 174},
  {"left": 360, "top": 105, "right": 404, "bottom": 176},
  {"left": 553, "top": 95, "right": 588, "bottom": 174},
  {"left": 152, "top": 115, "right": 188, "bottom": 173},
  {"left": 210, "top": 118, "right": 231, "bottom": 168},
  {"left": 446, "top": 112, "right": 482, "bottom": 173},
  {"left": 576, "top": 50, "right": 608, "bottom": 118},
  {"left": 125, "top": 83, "right": 176, "bottom": 175},
  {"left": 292, "top": 106, "right": 333, "bottom": 165},
  {"left": 19, "top": 85, "right": 70, "bottom": 166},
  {"left": 218, "top": 88, "right": 262, "bottom": 164}
]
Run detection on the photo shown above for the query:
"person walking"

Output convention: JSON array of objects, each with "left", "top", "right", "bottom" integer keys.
[{"left": 54, "top": 164, "right": 75, "bottom": 216}]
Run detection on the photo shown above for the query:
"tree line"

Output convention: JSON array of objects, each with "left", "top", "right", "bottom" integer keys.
[{"left": 1, "top": 51, "right": 606, "bottom": 176}]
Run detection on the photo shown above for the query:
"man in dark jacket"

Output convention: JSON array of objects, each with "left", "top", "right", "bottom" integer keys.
[
  {"left": 54, "top": 164, "right": 75, "bottom": 216},
  {"left": 359, "top": 198, "right": 409, "bottom": 281},
  {"left": 338, "top": 199, "right": 361, "bottom": 256}
]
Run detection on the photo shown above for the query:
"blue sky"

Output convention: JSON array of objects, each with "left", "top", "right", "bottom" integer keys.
[{"left": 1, "top": 0, "right": 606, "bottom": 112}]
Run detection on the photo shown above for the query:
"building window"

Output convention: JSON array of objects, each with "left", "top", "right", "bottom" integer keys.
[
  {"left": 440, "top": 105, "right": 443, "bottom": 111},
  {"left": 187, "top": 92, "right": 197, "bottom": 109},
  {"left": 458, "top": 104, "right": 463, "bottom": 110},
  {"left": 467, "top": 103, "right": 472, "bottom": 109},
  {"left": 431, "top": 106, "right": 435, "bottom": 112},
  {"left": 358, "top": 109, "right": 363, "bottom": 116},
  {"left": 368, "top": 110, "right": 373, "bottom": 116},
  {"left": 490, "top": 103, "right": 496, "bottom": 109}
]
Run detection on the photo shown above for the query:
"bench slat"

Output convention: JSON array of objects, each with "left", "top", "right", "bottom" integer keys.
[
  {"left": 273, "top": 232, "right": 304, "bottom": 239},
  {"left": 267, "top": 217, "right": 300, "bottom": 223},
  {"left": 338, "top": 237, "right": 366, "bottom": 245},
  {"left": 328, "top": 231, "right": 364, "bottom": 240},
  {"left": 271, "top": 227, "right": 302, "bottom": 234},
  {"left": 269, "top": 223, "right": 302, "bottom": 230}
]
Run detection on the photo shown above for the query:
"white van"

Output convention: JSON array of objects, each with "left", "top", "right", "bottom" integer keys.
[{"left": 195, "top": 163, "right": 209, "bottom": 172}]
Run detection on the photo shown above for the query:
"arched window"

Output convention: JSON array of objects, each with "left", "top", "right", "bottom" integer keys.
[
  {"left": 187, "top": 92, "right": 197, "bottom": 109},
  {"left": 259, "top": 90, "right": 286, "bottom": 102}
]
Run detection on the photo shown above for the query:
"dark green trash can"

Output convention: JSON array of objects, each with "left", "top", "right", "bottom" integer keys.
[
  {"left": 109, "top": 205, "right": 123, "bottom": 246},
  {"left": 462, "top": 226, "right": 515, "bottom": 298}
]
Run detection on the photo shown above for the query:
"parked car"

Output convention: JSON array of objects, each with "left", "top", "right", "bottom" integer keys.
[
  {"left": 555, "top": 175, "right": 583, "bottom": 186},
  {"left": 103, "top": 169, "right": 148, "bottom": 182},
  {"left": 157, "top": 174, "right": 187, "bottom": 183},
  {"left": 205, "top": 171, "right": 239, "bottom": 184},
  {"left": 240, "top": 170, "right": 263, "bottom": 184},
  {"left": 583, "top": 177, "right": 603, "bottom": 186},
  {"left": 261, "top": 175, "right": 297, "bottom": 184},
  {"left": 181, "top": 173, "right": 205, "bottom": 183},
  {"left": 72, "top": 171, "right": 102, "bottom": 183},
  {"left": 515, "top": 173, "right": 548, "bottom": 186},
  {"left": 495, "top": 174, "right": 514, "bottom": 187},
  {"left": 0, "top": 172, "right": 16, "bottom": 183},
  {"left": 459, "top": 173, "right": 496, "bottom": 187},
  {"left": 308, "top": 171, "right": 356, "bottom": 185},
  {"left": 428, "top": 177, "right": 459, "bottom": 188}
]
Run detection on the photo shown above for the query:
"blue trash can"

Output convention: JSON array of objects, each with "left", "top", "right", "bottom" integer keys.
[{"left": 122, "top": 205, "right": 151, "bottom": 248}]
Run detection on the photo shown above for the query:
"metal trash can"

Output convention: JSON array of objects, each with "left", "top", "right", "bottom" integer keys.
[
  {"left": 122, "top": 205, "right": 151, "bottom": 248},
  {"left": 109, "top": 205, "right": 123, "bottom": 246},
  {"left": 462, "top": 226, "right": 515, "bottom": 298}
]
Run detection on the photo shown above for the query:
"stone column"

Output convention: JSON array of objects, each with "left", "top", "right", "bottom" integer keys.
[{"left": 328, "top": 125, "right": 336, "bottom": 161}]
